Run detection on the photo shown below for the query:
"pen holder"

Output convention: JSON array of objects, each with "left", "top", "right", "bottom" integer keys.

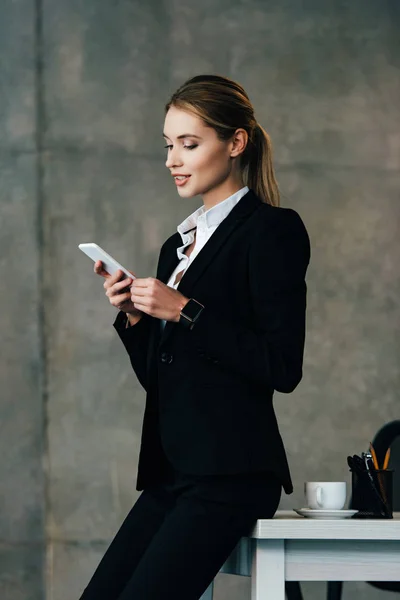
[{"left": 351, "top": 468, "right": 394, "bottom": 519}]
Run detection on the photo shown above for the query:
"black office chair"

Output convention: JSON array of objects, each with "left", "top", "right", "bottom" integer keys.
[{"left": 327, "top": 419, "right": 400, "bottom": 600}]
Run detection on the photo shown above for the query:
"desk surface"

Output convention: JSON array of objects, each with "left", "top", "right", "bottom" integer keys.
[{"left": 250, "top": 510, "right": 400, "bottom": 540}]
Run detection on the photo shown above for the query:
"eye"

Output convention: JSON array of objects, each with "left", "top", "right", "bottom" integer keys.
[{"left": 163, "top": 144, "right": 198, "bottom": 150}]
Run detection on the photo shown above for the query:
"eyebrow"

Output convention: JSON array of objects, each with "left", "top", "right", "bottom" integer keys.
[{"left": 162, "top": 133, "right": 202, "bottom": 140}]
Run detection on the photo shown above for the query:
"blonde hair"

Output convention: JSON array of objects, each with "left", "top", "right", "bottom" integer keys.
[{"left": 165, "top": 74, "right": 280, "bottom": 206}]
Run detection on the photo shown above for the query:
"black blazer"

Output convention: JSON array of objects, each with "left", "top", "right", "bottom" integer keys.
[{"left": 113, "top": 189, "right": 310, "bottom": 494}]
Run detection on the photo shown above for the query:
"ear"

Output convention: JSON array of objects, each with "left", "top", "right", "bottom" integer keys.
[{"left": 230, "top": 128, "right": 248, "bottom": 158}]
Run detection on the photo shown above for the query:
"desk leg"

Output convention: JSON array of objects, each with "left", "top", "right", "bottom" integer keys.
[{"left": 251, "top": 539, "right": 285, "bottom": 600}]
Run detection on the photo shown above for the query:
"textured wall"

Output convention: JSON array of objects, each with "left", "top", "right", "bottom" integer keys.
[{"left": 1, "top": 0, "right": 399, "bottom": 599}]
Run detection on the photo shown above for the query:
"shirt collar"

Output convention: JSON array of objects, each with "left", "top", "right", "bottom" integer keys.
[{"left": 177, "top": 186, "right": 249, "bottom": 236}]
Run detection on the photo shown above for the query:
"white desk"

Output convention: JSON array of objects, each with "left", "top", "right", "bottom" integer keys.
[{"left": 204, "top": 510, "right": 400, "bottom": 600}]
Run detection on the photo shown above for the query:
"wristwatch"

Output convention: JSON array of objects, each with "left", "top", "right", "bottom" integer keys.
[{"left": 179, "top": 298, "right": 205, "bottom": 330}]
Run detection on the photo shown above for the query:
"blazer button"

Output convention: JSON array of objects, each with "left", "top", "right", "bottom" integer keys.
[{"left": 160, "top": 352, "right": 173, "bottom": 364}]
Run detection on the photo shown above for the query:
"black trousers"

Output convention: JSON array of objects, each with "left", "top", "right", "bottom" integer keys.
[{"left": 79, "top": 462, "right": 282, "bottom": 600}]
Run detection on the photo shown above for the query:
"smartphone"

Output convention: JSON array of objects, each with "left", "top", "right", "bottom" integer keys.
[{"left": 78, "top": 243, "right": 136, "bottom": 281}]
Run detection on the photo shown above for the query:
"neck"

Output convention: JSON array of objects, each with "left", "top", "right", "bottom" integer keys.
[{"left": 201, "top": 177, "right": 245, "bottom": 211}]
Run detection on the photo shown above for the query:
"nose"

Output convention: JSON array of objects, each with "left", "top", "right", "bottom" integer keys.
[{"left": 165, "top": 147, "right": 183, "bottom": 170}]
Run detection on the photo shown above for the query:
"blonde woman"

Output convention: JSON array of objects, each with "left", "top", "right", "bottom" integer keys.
[{"left": 80, "top": 74, "right": 310, "bottom": 600}]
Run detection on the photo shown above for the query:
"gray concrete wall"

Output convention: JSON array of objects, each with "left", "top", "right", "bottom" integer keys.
[{"left": 1, "top": 1, "right": 399, "bottom": 599}]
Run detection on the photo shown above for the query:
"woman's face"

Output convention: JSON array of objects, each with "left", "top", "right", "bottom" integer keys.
[{"left": 163, "top": 106, "right": 245, "bottom": 204}]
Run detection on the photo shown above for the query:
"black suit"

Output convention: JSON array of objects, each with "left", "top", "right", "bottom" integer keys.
[
  {"left": 114, "top": 188, "right": 310, "bottom": 495},
  {"left": 80, "top": 189, "right": 310, "bottom": 600}
]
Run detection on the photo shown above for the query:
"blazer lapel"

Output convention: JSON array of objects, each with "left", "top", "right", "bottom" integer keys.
[
  {"left": 157, "top": 189, "right": 262, "bottom": 346},
  {"left": 157, "top": 235, "right": 182, "bottom": 286}
]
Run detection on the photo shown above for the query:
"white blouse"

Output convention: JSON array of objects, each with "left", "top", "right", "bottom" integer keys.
[{"left": 160, "top": 186, "right": 250, "bottom": 330}]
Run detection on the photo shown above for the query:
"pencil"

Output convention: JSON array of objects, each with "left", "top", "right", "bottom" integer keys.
[
  {"left": 382, "top": 448, "right": 391, "bottom": 470},
  {"left": 369, "top": 442, "right": 379, "bottom": 470}
]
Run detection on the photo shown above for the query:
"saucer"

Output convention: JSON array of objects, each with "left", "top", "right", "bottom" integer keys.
[{"left": 294, "top": 508, "right": 358, "bottom": 519}]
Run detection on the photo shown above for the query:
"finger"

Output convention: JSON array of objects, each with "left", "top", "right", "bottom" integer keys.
[
  {"left": 109, "top": 269, "right": 127, "bottom": 285},
  {"left": 130, "top": 296, "right": 151, "bottom": 314},
  {"left": 104, "top": 269, "right": 126, "bottom": 290},
  {"left": 110, "top": 291, "right": 132, "bottom": 307},
  {"left": 94, "top": 260, "right": 110, "bottom": 278},
  {"left": 109, "top": 283, "right": 131, "bottom": 298},
  {"left": 132, "top": 301, "right": 147, "bottom": 312},
  {"left": 107, "top": 281, "right": 131, "bottom": 298},
  {"left": 114, "top": 277, "right": 132, "bottom": 292},
  {"left": 130, "top": 287, "right": 147, "bottom": 298},
  {"left": 130, "top": 277, "right": 153, "bottom": 289}
]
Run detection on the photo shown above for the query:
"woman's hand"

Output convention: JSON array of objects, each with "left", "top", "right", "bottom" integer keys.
[
  {"left": 130, "top": 277, "right": 189, "bottom": 322},
  {"left": 94, "top": 260, "right": 142, "bottom": 317}
]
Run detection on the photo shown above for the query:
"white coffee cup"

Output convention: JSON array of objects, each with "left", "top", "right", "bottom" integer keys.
[{"left": 305, "top": 481, "right": 346, "bottom": 510}]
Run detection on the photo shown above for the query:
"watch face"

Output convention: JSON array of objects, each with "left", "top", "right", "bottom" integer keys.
[{"left": 183, "top": 299, "right": 202, "bottom": 321}]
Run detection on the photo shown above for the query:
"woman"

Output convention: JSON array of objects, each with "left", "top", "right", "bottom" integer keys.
[{"left": 80, "top": 74, "right": 310, "bottom": 600}]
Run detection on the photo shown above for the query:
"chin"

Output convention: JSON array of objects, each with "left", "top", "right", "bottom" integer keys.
[{"left": 176, "top": 185, "right": 197, "bottom": 198}]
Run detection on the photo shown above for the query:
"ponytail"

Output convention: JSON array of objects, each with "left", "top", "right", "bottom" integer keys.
[{"left": 245, "top": 123, "right": 280, "bottom": 207}]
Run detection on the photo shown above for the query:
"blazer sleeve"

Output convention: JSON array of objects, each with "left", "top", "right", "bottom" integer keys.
[
  {"left": 113, "top": 310, "right": 153, "bottom": 392},
  {"left": 185, "top": 208, "right": 311, "bottom": 393},
  {"left": 112, "top": 238, "right": 173, "bottom": 391}
]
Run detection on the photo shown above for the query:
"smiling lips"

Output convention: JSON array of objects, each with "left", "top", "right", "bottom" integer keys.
[{"left": 173, "top": 174, "right": 191, "bottom": 186}]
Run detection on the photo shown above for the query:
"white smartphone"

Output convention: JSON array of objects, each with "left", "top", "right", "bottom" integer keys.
[{"left": 78, "top": 243, "right": 136, "bottom": 281}]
